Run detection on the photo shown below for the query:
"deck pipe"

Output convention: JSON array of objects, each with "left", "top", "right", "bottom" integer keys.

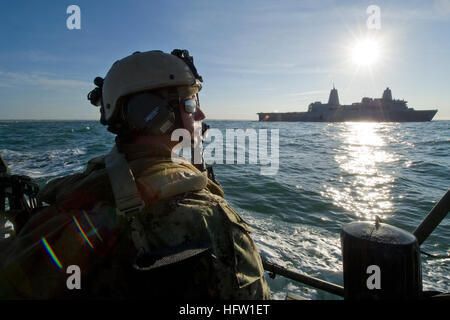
[
  {"left": 261, "top": 258, "right": 344, "bottom": 297},
  {"left": 413, "top": 189, "right": 450, "bottom": 246}
]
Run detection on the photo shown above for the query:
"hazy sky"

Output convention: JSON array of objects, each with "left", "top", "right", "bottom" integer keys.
[{"left": 0, "top": 0, "right": 449, "bottom": 120}]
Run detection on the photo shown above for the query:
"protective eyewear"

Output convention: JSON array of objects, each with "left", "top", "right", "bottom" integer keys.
[{"left": 184, "top": 97, "right": 199, "bottom": 114}]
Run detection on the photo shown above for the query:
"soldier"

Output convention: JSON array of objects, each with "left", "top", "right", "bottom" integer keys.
[{"left": 0, "top": 50, "right": 271, "bottom": 300}]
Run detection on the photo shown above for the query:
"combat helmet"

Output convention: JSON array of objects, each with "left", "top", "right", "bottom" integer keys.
[{"left": 88, "top": 49, "right": 203, "bottom": 134}]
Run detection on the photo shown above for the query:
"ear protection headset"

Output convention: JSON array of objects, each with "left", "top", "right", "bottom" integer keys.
[{"left": 121, "top": 92, "right": 177, "bottom": 136}]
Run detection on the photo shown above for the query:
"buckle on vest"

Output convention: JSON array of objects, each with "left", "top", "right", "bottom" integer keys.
[{"left": 117, "top": 201, "right": 145, "bottom": 216}]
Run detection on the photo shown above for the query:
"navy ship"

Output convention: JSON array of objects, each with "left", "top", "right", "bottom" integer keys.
[{"left": 258, "top": 87, "right": 437, "bottom": 122}]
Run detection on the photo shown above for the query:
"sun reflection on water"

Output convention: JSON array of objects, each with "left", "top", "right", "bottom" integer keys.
[{"left": 323, "top": 123, "right": 398, "bottom": 220}]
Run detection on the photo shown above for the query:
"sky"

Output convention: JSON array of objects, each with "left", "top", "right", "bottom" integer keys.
[{"left": 0, "top": 0, "right": 449, "bottom": 120}]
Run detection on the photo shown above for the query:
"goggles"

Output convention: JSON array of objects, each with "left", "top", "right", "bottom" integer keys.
[{"left": 184, "top": 97, "right": 199, "bottom": 114}]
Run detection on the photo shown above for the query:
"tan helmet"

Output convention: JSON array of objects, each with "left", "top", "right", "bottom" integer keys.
[{"left": 102, "top": 50, "right": 202, "bottom": 122}]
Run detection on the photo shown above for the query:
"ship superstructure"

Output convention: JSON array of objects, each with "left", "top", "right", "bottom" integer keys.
[{"left": 258, "top": 87, "right": 437, "bottom": 122}]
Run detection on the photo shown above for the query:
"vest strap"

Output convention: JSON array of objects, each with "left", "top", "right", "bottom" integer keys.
[{"left": 104, "top": 146, "right": 145, "bottom": 216}]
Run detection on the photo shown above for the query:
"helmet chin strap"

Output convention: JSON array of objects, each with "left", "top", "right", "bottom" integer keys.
[
  {"left": 191, "top": 121, "right": 206, "bottom": 172},
  {"left": 194, "top": 122, "right": 220, "bottom": 185}
]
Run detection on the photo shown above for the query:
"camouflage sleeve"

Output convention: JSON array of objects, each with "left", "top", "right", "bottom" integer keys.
[
  {"left": 39, "top": 173, "right": 85, "bottom": 204},
  {"left": 209, "top": 198, "right": 271, "bottom": 299},
  {"left": 1, "top": 186, "right": 271, "bottom": 300},
  {"left": 138, "top": 189, "right": 271, "bottom": 300},
  {"left": 39, "top": 155, "right": 109, "bottom": 206}
]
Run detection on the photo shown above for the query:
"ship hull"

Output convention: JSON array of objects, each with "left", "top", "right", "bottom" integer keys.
[{"left": 258, "top": 109, "right": 437, "bottom": 122}]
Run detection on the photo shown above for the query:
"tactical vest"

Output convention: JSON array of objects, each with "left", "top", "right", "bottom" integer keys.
[{"left": 0, "top": 144, "right": 271, "bottom": 299}]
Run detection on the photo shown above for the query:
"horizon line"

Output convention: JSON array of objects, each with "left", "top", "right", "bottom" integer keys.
[
  {"left": 1, "top": 119, "right": 449, "bottom": 121},
  {"left": 0, "top": 118, "right": 259, "bottom": 121}
]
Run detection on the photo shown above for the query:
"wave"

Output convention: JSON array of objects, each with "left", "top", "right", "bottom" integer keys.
[
  {"left": 0, "top": 147, "right": 88, "bottom": 179},
  {"left": 1, "top": 120, "right": 449, "bottom": 299}
]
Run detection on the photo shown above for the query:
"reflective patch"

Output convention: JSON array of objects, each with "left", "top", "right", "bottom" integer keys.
[
  {"left": 144, "top": 106, "right": 160, "bottom": 122},
  {"left": 159, "top": 119, "right": 174, "bottom": 133}
]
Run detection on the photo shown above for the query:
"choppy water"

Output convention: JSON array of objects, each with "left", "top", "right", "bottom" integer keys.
[{"left": 1, "top": 120, "right": 449, "bottom": 299}]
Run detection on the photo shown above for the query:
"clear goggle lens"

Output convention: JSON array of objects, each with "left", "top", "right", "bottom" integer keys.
[{"left": 184, "top": 98, "right": 198, "bottom": 113}]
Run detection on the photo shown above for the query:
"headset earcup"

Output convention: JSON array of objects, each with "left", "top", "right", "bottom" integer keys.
[{"left": 125, "top": 93, "right": 176, "bottom": 135}]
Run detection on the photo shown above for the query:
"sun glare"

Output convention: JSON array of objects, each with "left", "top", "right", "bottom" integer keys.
[{"left": 351, "top": 38, "right": 380, "bottom": 67}]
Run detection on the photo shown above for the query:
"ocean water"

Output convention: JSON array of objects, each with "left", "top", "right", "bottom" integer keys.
[{"left": 1, "top": 120, "right": 449, "bottom": 299}]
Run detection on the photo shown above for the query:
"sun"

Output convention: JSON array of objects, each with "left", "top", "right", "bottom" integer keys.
[{"left": 351, "top": 38, "right": 381, "bottom": 67}]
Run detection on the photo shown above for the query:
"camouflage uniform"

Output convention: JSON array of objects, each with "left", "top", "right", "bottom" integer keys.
[{"left": 0, "top": 143, "right": 271, "bottom": 300}]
